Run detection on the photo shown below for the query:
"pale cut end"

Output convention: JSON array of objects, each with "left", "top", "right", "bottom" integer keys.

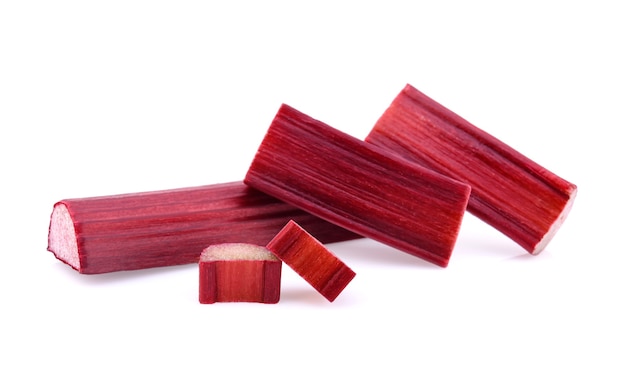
[
  {"left": 532, "top": 187, "right": 578, "bottom": 255},
  {"left": 47, "top": 203, "right": 80, "bottom": 271},
  {"left": 200, "top": 243, "right": 279, "bottom": 262}
]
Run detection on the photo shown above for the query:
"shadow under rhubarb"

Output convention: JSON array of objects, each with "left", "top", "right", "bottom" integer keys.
[
  {"left": 328, "top": 238, "right": 442, "bottom": 270},
  {"left": 52, "top": 260, "right": 197, "bottom": 285}
]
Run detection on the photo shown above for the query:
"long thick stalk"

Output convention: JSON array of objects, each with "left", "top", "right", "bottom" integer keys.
[
  {"left": 245, "top": 104, "right": 471, "bottom": 267},
  {"left": 47, "top": 181, "right": 360, "bottom": 274},
  {"left": 366, "top": 84, "right": 577, "bottom": 254}
]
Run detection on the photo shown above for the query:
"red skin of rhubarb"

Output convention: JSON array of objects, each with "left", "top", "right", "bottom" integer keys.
[
  {"left": 199, "top": 243, "right": 281, "bottom": 304},
  {"left": 244, "top": 104, "right": 471, "bottom": 267},
  {"left": 365, "top": 84, "right": 577, "bottom": 254},
  {"left": 47, "top": 181, "right": 360, "bottom": 274},
  {"left": 266, "top": 220, "right": 355, "bottom": 302}
]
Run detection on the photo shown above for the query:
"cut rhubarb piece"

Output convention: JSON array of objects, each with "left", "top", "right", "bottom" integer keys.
[
  {"left": 266, "top": 220, "right": 355, "bottom": 302},
  {"left": 47, "top": 181, "right": 360, "bottom": 274},
  {"left": 365, "top": 84, "right": 577, "bottom": 254},
  {"left": 199, "top": 243, "right": 281, "bottom": 304},
  {"left": 244, "top": 104, "right": 471, "bottom": 267}
]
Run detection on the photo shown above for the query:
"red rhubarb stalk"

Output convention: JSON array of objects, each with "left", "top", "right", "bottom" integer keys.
[
  {"left": 244, "top": 104, "right": 471, "bottom": 267},
  {"left": 47, "top": 181, "right": 360, "bottom": 274},
  {"left": 266, "top": 220, "right": 355, "bottom": 302},
  {"left": 365, "top": 84, "right": 577, "bottom": 254},
  {"left": 199, "top": 243, "right": 281, "bottom": 304}
]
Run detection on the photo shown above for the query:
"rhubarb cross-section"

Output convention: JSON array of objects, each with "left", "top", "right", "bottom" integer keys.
[
  {"left": 365, "top": 84, "right": 577, "bottom": 254},
  {"left": 199, "top": 243, "right": 281, "bottom": 304},
  {"left": 47, "top": 181, "right": 360, "bottom": 274},
  {"left": 266, "top": 220, "right": 355, "bottom": 302},
  {"left": 244, "top": 104, "right": 471, "bottom": 267}
]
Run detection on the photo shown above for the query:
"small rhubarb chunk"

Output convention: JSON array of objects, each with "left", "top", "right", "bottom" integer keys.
[
  {"left": 199, "top": 243, "right": 281, "bottom": 304},
  {"left": 266, "top": 220, "right": 355, "bottom": 302},
  {"left": 366, "top": 84, "right": 577, "bottom": 254},
  {"left": 47, "top": 181, "right": 360, "bottom": 274},
  {"left": 245, "top": 104, "right": 471, "bottom": 267}
]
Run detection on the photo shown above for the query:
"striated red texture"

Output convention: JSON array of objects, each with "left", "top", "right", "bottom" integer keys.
[
  {"left": 245, "top": 104, "right": 471, "bottom": 267},
  {"left": 366, "top": 84, "right": 577, "bottom": 254},
  {"left": 266, "top": 220, "right": 355, "bottom": 302},
  {"left": 47, "top": 181, "right": 360, "bottom": 274},
  {"left": 199, "top": 243, "right": 281, "bottom": 304}
]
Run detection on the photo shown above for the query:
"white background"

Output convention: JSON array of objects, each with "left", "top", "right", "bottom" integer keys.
[{"left": 1, "top": 1, "right": 624, "bottom": 376}]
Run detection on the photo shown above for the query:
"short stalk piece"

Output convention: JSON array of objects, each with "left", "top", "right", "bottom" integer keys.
[
  {"left": 266, "top": 220, "right": 355, "bottom": 302},
  {"left": 199, "top": 243, "right": 281, "bottom": 304}
]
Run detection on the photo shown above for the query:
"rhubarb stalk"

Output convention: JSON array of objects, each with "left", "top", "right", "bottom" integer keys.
[
  {"left": 365, "top": 84, "right": 577, "bottom": 254},
  {"left": 266, "top": 220, "right": 355, "bottom": 302},
  {"left": 47, "top": 181, "right": 360, "bottom": 274},
  {"left": 199, "top": 243, "right": 281, "bottom": 304},
  {"left": 244, "top": 104, "right": 471, "bottom": 267}
]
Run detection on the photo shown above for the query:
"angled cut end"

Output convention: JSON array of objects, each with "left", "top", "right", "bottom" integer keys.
[
  {"left": 532, "top": 186, "right": 578, "bottom": 255},
  {"left": 47, "top": 203, "right": 81, "bottom": 271}
]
